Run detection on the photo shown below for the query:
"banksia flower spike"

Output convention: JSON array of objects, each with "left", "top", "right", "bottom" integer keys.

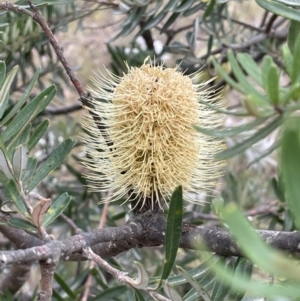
[{"left": 81, "top": 58, "right": 226, "bottom": 211}]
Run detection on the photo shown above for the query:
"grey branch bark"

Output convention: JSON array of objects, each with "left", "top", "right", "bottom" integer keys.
[{"left": 1, "top": 212, "right": 300, "bottom": 270}]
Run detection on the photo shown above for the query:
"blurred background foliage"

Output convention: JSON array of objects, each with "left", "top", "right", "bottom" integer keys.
[{"left": 1, "top": 0, "right": 300, "bottom": 300}]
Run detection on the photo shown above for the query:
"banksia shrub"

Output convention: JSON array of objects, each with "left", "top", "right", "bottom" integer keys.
[{"left": 81, "top": 59, "right": 226, "bottom": 211}]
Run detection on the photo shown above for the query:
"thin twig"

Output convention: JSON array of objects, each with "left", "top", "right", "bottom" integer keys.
[
  {"left": 60, "top": 213, "right": 83, "bottom": 234},
  {"left": 45, "top": 103, "right": 82, "bottom": 115},
  {"left": 82, "top": 247, "right": 171, "bottom": 301},
  {"left": 18, "top": 0, "right": 113, "bottom": 148},
  {"left": 82, "top": 202, "right": 109, "bottom": 301}
]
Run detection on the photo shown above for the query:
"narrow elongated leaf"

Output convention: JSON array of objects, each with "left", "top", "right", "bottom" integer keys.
[
  {"left": 256, "top": 0, "right": 300, "bottom": 22},
  {"left": 211, "top": 259, "right": 234, "bottom": 301},
  {"left": 211, "top": 57, "right": 246, "bottom": 93},
  {"left": 8, "top": 217, "right": 37, "bottom": 233},
  {"left": 0, "top": 149, "right": 13, "bottom": 179},
  {"left": 282, "top": 44, "right": 293, "bottom": 79},
  {"left": 163, "top": 281, "right": 183, "bottom": 301},
  {"left": 150, "top": 256, "right": 219, "bottom": 287},
  {"left": 281, "top": 118, "right": 300, "bottom": 229},
  {"left": 143, "top": 11, "right": 166, "bottom": 30},
  {"left": 236, "top": 53, "right": 262, "bottom": 85},
  {"left": 134, "top": 289, "right": 146, "bottom": 301},
  {"left": 160, "top": 186, "right": 183, "bottom": 285},
  {"left": 173, "top": 0, "right": 194, "bottom": 12},
  {"left": 183, "top": 2, "right": 206, "bottom": 16},
  {"left": 291, "top": 31, "right": 300, "bottom": 83},
  {"left": 199, "top": 99, "right": 249, "bottom": 116},
  {"left": 22, "top": 157, "right": 38, "bottom": 183},
  {"left": 0, "top": 68, "right": 41, "bottom": 127},
  {"left": 28, "top": 119, "right": 49, "bottom": 151},
  {"left": 220, "top": 203, "right": 300, "bottom": 282},
  {"left": 2, "top": 85, "right": 56, "bottom": 142},
  {"left": 0, "top": 61, "right": 6, "bottom": 88},
  {"left": 90, "top": 285, "right": 127, "bottom": 301},
  {"left": 266, "top": 65, "right": 279, "bottom": 105},
  {"left": 12, "top": 145, "right": 28, "bottom": 180},
  {"left": 5, "top": 180, "right": 29, "bottom": 217},
  {"left": 288, "top": 20, "right": 300, "bottom": 53},
  {"left": 194, "top": 118, "right": 266, "bottom": 138},
  {"left": 203, "top": 0, "right": 216, "bottom": 18},
  {"left": 202, "top": 252, "right": 300, "bottom": 298},
  {"left": 8, "top": 124, "right": 31, "bottom": 152},
  {"left": 164, "top": 0, "right": 180, "bottom": 11},
  {"left": 177, "top": 266, "right": 211, "bottom": 301},
  {"left": 227, "top": 258, "right": 253, "bottom": 301},
  {"left": 0, "top": 65, "right": 18, "bottom": 119},
  {"left": 228, "top": 51, "right": 269, "bottom": 105},
  {"left": 215, "top": 116, "right": 282, "bottom": 160},
  {"left": 42, "top": 192, "right": 71, "bottom": 227},
  {"left": 54, "top": 273, "right": 76, "bottom": 299},
  {"left": 160, "top": 12, "right": 180, "bottom": 33},
  {"left": 27, "top": 138, "right": 76, "bottom": 191}
]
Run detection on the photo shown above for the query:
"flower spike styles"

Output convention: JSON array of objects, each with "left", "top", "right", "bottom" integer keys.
[{"left": 81, "top": 58, "right": 226, "bottom": 211}]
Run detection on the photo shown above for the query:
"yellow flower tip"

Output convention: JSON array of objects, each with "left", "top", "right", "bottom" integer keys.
[{"left": 81, "top": 60, "right": 226, "bottom": 211}]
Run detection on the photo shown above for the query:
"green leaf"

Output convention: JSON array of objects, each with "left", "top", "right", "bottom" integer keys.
[
  {"left": 194, "top": 118, "right": 267, "bottom": 138},
  {"left": 143, "top": 11, "right": 166, "bottom": 31},
  {"left": 160, "top": 186, "right": 183, "bottom": 285},
  {"left": 173, "top": 0, "right": 194, "bottom": 12},
  {"left": 54, "top": 273, "right": 76, "bottom": 299},
  {"left": 202, "top": 253, "right": 300, "bottom": 298},
  {"left": 282, "top": 44, "right": 293, "bottom": 79},
  {"left": 228, "top": 50, "right": 269, "bottom": 106},
  {"left": 0, "top": 61, "right": 6, "bottom": 88},
  {"left": 281, "top": 117, "right": 300, "bottom": 229},
  {"left": 183, "top": 2, "right": 206, "bottom": 17},
  {"left": 160, "top": 12, "right": 180, "bottom": 33},
  {"left": 28, "top": 119, "right": 49, "bottom": 151},
  {"left": 211, "top": 56, "right": 246, "bottom": 94},
  {"left": 12, "top": 145, "right": 28, "bottom": 180},
  {"left": 22, "top": 157, "right": 38, "bottom": 183},
  {"left": 8, "top": 217, "right": 37, "bottom": 233},
  {"left": 266, "top": 64, "right": 279, "bottom": 105},
  {"left": 288, "top": 20, "right": 300, "bottom": 53},
  {"left": 211, "top": 259, "right": 234, "bottom": 301},
  {"left": 0, "top": 68, "right": 41, "bottom": 127},
  {"left": 177, "top": 266, "right": 211, "bottom": 301},
  {"left": 203, "top": 0, "right": 216, "bottom": 19},
  {"left": 247, "top": 139, "right": 280, "bottom": 167},
  {"left": 227, "top": 258, "right": 253, "bottom": 301},
  {"left": 163, "top": 0, "right": 180, "bottom": 11},
  {"left": 2, "top": 85, "right": 56, "bottom": 142},
  {"left": 199, "top": 99, "right": 249, "bottom": 116},
  {"left": 236, "top": 53, "right": 262, "bottom": 86},
  {"left": 291, "top": 31, "right": 300, "bottom": 83},
  {"left": 0, "top": 148, "right": 13, "bottom": 180},
  {"left": 8, "top": 123, "right": 32, "bottom": 152},
  {"left": 5, "top": 180, "right": 29, "bottom": 217},
  {"left": 215, "top": 115, "right": 283, "bottom": 160},
  {"left": 42, "top": 192, "right": 71, "bottom": 227},
  {"left": 256, "top": 0, "right": 300, "bottom": 22},
  {"left": 163, "top": 281, "right": 183, "bottom": 301},
  {"left": 220, "top": 202, "right": 300, "bottom": 282},
  {"left": 134, "top": 290, "right": 146, "bottom": 301},
  {"left": 0, "top": 65, "right": 18, "bottom": 119},
  {"left": 90, "top": 285, "right": 127, "bottom": 301},
  {"left": 27, "top": 138, "right": 76, "bottom": 191}
]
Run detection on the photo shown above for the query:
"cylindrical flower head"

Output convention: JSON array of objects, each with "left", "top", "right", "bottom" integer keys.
[{"left": 81, "top": 59, "right": 226, "bottom": 211}]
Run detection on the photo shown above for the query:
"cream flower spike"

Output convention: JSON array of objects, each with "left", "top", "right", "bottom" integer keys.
[{"left": 81, "top": 57, "right": 226, "bottom": 212}]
